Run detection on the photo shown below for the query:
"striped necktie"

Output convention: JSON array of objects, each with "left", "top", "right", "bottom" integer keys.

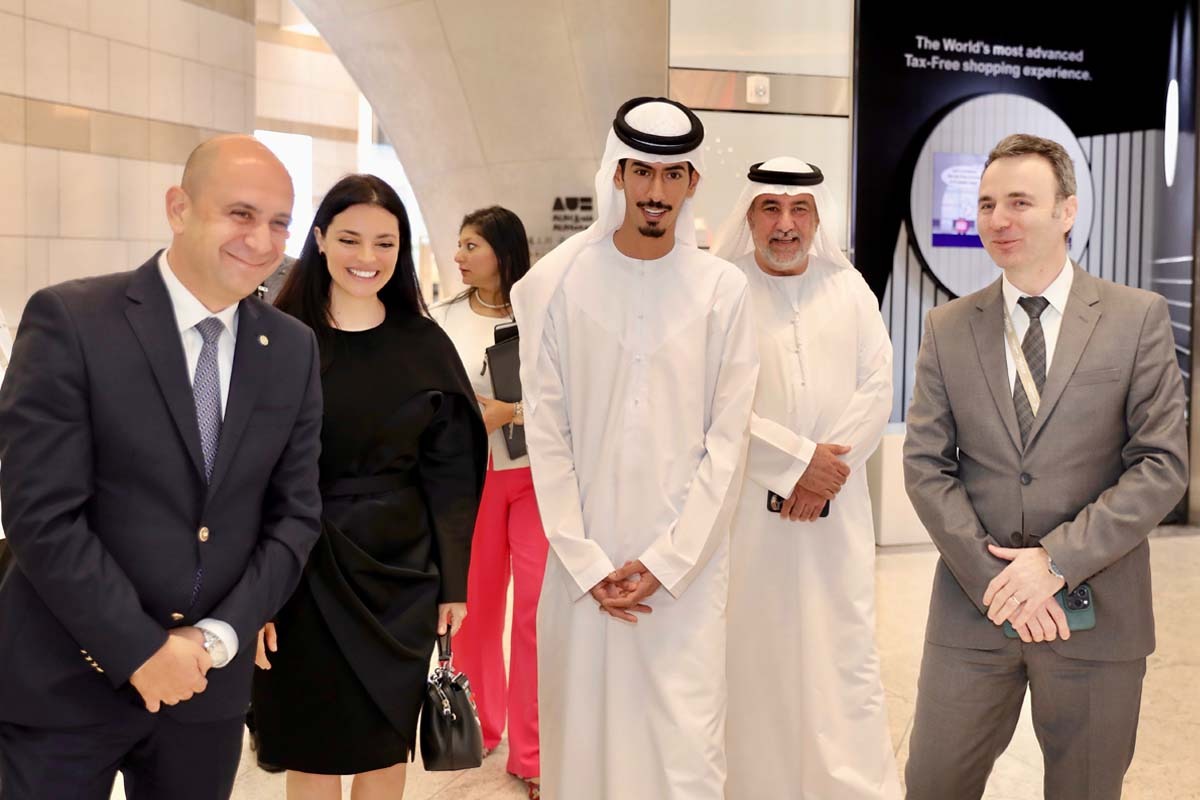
[{"left": 1013, "top": 296, "right": 1050, "bottom": 446}]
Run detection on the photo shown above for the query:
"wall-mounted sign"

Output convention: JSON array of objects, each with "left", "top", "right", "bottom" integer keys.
[{"left": 531, "top": 196, "right": 596, "bottom": 261}]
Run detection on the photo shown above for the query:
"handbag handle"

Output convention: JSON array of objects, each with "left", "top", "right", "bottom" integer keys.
[{"left": 436, "top": 632, "right": 453, "bottom": 664}]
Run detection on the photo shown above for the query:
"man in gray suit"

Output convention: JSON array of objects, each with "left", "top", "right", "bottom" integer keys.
[{"left": 903, "top": 133, "right": 1188, "bottom": 800}]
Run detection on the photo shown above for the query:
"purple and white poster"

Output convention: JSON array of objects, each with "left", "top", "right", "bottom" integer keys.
[{"left": 931, "top": 152, "right": 986, "bottom": 248}]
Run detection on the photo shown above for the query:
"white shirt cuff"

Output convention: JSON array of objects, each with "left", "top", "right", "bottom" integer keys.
[{"left": 195, "top": 618, "right": 238, "bottom": 668}]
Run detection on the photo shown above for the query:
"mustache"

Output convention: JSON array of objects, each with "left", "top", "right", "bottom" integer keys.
[{"left": 636, "top": 201, "right": 673, "bottom": 211}]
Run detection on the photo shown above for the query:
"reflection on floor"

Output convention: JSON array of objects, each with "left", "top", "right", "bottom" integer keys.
[{"left": 111, "top": 530, "right": 1200, "bottom": 799}]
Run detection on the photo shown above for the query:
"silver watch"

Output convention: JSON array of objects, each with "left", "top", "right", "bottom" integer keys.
[
  {"left": 200, "top": 628, "right": 229, "bottom": 668},
  {"left": 1047, "top": 558, "right": 1065, "bottom": 581}
]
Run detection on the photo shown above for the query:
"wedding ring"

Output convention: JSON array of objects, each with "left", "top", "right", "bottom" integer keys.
[{"left": 1008, "top": 596, "right": 1021, "bottom": 605}]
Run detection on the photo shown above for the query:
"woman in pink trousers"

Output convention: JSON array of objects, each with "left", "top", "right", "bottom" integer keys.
[{"left": 432, "top": 206, "right": 545, "bottom": 799}]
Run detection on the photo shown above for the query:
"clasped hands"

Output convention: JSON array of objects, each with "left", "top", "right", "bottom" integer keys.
[
  {"left": 778, "top": 443, "right": 851, "bottom": 522},
  {"left": 982, "top": 544, "right": 1069, "bottom": 643},
  {"left": 128, "top": 627, "right": 211, "bottom": 713},
  {"left": 589, "top": 560, "right": 662, "bottom": 623}
]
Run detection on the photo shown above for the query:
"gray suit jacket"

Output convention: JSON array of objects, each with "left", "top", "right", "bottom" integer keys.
[{"left": 903, "top": 265, "right": 1188, "bottom": 661}]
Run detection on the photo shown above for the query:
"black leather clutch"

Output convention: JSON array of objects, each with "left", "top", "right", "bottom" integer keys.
[{"left": 485, "top": 325, "right": 526, "bottom": 459}]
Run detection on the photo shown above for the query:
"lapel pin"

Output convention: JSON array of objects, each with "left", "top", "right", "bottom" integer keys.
[{"left": 259, "top": 335, "right": 269, "bottom": 346}]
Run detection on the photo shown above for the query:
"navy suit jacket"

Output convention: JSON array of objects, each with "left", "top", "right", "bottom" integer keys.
[{"left": 0, "top": 255, "right": 323, "bottom": 725}]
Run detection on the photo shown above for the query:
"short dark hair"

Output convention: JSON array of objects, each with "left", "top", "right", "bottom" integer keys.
[{"left": 985, "top": 134, "right": 1076, "bottom": 200}]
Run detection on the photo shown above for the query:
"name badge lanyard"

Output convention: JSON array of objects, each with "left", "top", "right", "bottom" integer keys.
[{"left": 1003, "top": 306, "right": 1040, "bottom": 416}]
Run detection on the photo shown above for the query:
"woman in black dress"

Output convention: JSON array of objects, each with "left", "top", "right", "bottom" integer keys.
[{"left": 252, "top": 174, "right": 486, "bottom": 799}]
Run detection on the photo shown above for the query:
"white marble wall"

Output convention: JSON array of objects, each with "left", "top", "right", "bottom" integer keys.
[
  {"left": 290, "top": 0, "right": 668, "bottom": 289},
  {"left": 670, "top": 0, "right": 853, "bottom": 77},
  {"left": 13, "top": 0, "right": 253, "bottom": 129},
  {"left": 253, "top": 1, "right": 363, "bottom": 252},
  {"left": 256, "top": 39, "right": 358, "bottom": 132},
  {"left": 0, "top": 0, "right": 257, "bottom": 326}
]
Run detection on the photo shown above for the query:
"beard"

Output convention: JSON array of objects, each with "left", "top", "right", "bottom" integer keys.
[
  {"left": 636, "top": 201, "right": 672, "bottom": 238},
  {"left": 756, "top": 238, "right": 809, "bottom": 270}
]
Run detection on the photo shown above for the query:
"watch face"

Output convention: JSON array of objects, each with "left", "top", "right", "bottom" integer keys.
[{"left": 202, "top": 631, "right": 227, "bottom": 663}]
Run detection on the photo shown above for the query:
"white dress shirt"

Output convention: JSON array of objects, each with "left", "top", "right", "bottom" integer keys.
[
  {"left": 158, "top": 251, "right": 239, "bottom": 666},
  {"left": 1001, "top": 256, "right": 1074, "bottom": 392}
]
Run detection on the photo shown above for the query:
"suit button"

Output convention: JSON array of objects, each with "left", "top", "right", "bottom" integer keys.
[
  {"left": 1019, "top": 472, "right": 1032, "bottom": 485},
  {"left": 1011, "top": 532, "right": 1023, "bottom": 545},
  {"left": 170, "top": 612, "right": 185, "bottom": 621},
  {"left": 198, "top": 526, "right": 210, "bottom": 542}
]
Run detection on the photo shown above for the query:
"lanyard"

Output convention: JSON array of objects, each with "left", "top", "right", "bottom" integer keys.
[{"left": 1002, "top": 305, "right": 1040, "bottom": 416}]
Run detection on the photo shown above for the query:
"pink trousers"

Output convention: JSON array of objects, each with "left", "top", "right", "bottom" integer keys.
[{"left": 453, "top": 461, "right": 547, "bottom": 778}]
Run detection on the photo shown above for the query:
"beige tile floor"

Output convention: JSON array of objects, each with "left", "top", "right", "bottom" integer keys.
[{"left": 113, "top": 530, "right": 1200, "bottom": 799}]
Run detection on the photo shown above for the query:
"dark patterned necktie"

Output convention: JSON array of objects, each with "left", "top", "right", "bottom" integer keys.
[
  {"left": 190, "top": 317, "right": 224, "bottom": 608},
  {"left": 193, "top": 317, "right": 224, "bottom": 482},
  {"left": 1013, "top": 296, "right": 1050, "bottom": 446}
]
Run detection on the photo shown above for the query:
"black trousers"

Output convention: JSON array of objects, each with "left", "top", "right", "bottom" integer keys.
[{"left": 0, "top": 712, "right": 243, "bottom": 800}]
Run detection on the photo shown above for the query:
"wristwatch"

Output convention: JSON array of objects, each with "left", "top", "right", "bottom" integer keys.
[
  {"left": 200, "top": 628, "right": 230, "bottom": 668},
  {"left": 508, "top": 400, "right": 524, "bottom": 440},
  {"left": 1047, "top": 557, "right": 1065, "bottom": 581}
]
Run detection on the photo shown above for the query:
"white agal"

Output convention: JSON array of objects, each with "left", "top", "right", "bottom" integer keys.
[
  {"left": 527, "top": 237, "right": 758, "bottom": 800},
  {"left": 726, "top": 252, "right": 902, "bottom": 799}
]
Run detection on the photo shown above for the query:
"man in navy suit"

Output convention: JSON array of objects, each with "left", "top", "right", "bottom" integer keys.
[{"left": 0, "top": 135, "right": 323, "bottom": 799}]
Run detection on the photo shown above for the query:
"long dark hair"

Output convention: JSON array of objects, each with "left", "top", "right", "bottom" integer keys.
[
  {"left": 452, "top": 206, "right": 530, "bottom": 308},
  {"left": 275, "top": 174, "right": 427, "bottom": 357}
]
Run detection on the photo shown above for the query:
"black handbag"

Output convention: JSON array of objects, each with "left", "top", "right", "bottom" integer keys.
[
  {"left": 420, "top": 633, "right": 484, "bottom": 771},
  {"left": 484, "top": 323, "right": 526, "bottom": 460}
]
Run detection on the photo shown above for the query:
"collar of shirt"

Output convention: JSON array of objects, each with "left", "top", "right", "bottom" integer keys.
[
  {"left": 1001, "top": 256, "right": 1074, "bottom": 319},
  {"left": 157, "top": 250, "right": 239, "bottom": 337}
]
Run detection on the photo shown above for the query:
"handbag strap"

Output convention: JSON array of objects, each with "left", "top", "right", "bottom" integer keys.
[{"left": 436, "top": 632, "right": 453, "bottom": 665}]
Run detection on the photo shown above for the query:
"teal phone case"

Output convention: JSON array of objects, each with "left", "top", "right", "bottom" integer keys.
[{"left": 1003, "top": 584, "right": 1095, "bottom": 638}]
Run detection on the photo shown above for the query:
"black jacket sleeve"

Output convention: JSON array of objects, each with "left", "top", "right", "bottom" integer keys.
[{"left": 419, "top": 392, "right": 485, "bottom": 603}]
